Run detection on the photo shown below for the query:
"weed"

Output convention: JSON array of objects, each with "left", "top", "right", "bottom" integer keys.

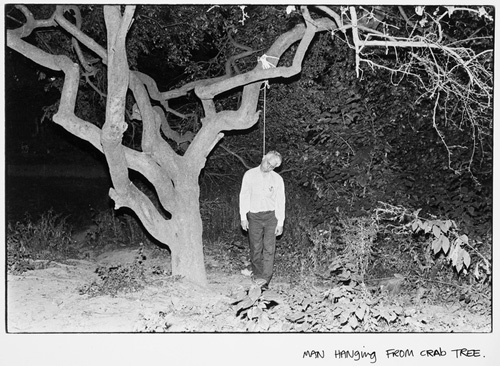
[
  {"left": 296, "top": 215, "right": 376, "bottom": 286},
  {"left": 7, "top": 210, "right": 74, "bottom": 274},
  {"left": 135, "top": 311, "right": 174, "bottom": 332},
  {"left": 78, "top": 247, "right": 147, "bottom": 297},
  {"left": 231, "top": 285, "right": 281, "bottom": 331}
]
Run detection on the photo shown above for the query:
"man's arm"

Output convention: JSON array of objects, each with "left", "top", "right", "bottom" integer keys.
[
  {"left": 239, "top": 171, "right": 251, "bottom": 230},
  {"left": 275, "top": 175, "right": 285, "bottom": 235}
]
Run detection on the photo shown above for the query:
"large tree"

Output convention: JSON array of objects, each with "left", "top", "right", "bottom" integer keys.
[{"left": 6, "top": 5, "right": 492, "bottom": 286}]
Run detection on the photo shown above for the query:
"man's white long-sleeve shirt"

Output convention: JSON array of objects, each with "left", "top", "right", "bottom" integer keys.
[{"left": 239, "top": 166, "right": 286, "bottom": 226}]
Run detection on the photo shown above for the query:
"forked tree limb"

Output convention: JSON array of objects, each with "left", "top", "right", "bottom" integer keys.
[{"left": 100, "top": 6, "right": 177, "bottom": 245}]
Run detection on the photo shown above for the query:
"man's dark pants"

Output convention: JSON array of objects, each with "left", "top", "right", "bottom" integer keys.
[{"left": 247, "top": 211, "right": 277, "bottom": 284}]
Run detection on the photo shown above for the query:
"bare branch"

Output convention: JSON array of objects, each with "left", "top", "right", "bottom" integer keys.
[
  {"left": 219, "top": 144, "right": 253, "bottom": 170},
  {"left": 134, "top": 71, "right": 189, "bottom": 120},
  {"left": 316, "top": 5, "right": 343, "bottom": 30},
  {"left": 83, "top": 73, "right": 106, "bottom": 98},
  {"left": 9, "top": 5, "right": 57, "bottom": 38},
  {"left": 350, "top": 6, "right": 361, "bottom": 77},
  {"left": 226, "top": 28, "right": 261, "bottom": 75},
  {"left": 54, "top": 5, "right": 107, "bottom": 62}
]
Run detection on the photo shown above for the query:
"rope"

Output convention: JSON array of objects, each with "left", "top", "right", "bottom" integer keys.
[
  {"left": 263, "top": 82, "right": 266, "bottom": 156},
  {"left": 261, "top": 80, "right": 271, "bottom": 156},
  {"left": 258, "top": 54, "right": 277, "bottom": 157}
]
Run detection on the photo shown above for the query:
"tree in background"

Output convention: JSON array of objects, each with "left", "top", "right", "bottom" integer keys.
[{"left": 6, "top": 5, "right": 492, "bottom": 286}]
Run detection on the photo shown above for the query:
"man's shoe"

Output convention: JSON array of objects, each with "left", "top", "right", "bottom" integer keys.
[
  {"left": 241, "top": 268, "right": 253, "bottom": 277},
  {"left": 254, "top": 278, "right": 267, "bottom": 287}
]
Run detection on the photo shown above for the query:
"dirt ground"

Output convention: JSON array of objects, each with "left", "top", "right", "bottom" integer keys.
[
  {"left": 7, "top": 247, "right": 252, "bottom": 333},
  {"left": 6, "top": 244, "right": 492, "bottom": 334}
]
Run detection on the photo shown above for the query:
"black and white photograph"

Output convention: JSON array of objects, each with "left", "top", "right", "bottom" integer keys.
[{"left": 2, "top": 3, "right": 496, "bottom": 365}]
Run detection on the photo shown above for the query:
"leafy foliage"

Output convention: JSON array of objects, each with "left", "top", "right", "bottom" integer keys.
[
  {"left": 374, "top": 202, "right": 491, "bottom": 283},
  {"left": 231, "top": 285, "right": 281, "bottom": 331},
  {"left": 303, "top": 216, "right": 376, "bottom": 283},
  {"left": 247, "top": 282, "right": 411, "bottom": 332},
  {"left": 200, "top": 179, "right": 490, "bottom": 332}
]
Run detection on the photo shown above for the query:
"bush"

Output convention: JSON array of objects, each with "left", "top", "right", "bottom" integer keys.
[
  {"left": 328, "top": 216, "right": 376, "bottom": 283},
  {"left": 7, "top": 210, "right": 74, "bottom": 274},
  {"left": 283, "top": 212, "right": 376, "bottom": 286},
  {"left": 78, "top": 247, "right": 147, "bottom": 297},
  {"left": 374, "top": 201, "right": 492, "bottom": 283},
  {"left": 231, "top": 285, "right": 281, "bottom": 331}
]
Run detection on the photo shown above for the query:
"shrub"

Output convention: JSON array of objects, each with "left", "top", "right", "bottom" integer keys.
[
  {"left": 373, "top": 202, "right": 491, "bottom": 283},
  {"left": 296, "top": 215, "right": 376, "bottom": 285},
  {"left": 231, "top": 285, "right": 281, "bottom": 331},
  {"left": 332, "top": 217, "right": 375, "bottom": 282},
  {"left": 265, "top": 283, "right": 408, "bottom": 332},
  {"left": 7, "top": 210, "right": 74, "bottom": 274},
  {"left": 78, "top": 247, "right": 147, "bottom": 297}
]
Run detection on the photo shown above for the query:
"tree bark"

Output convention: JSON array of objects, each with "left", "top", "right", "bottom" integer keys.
[{"left": 170, "top": 175, "right": 206, "bottom": 285}]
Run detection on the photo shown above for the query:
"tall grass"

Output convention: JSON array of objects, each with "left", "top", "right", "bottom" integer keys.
[
  {"left": 8, "top": 210, "right": 74, "bottom": 257},
  {"left": 7, "top": 210, "right": 75, "bottom": 273}
]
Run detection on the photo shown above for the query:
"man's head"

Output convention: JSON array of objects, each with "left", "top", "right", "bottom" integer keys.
[{"left": 260, "top": 151, "right": 282, "bottom": 173}]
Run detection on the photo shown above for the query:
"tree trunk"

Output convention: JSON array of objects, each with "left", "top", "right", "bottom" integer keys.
[
  {"left": 171, "top": 207, "right": 206, "bottom": 286},
  {"left": 169, "top": 171, "right": 207, "bottom": 286}
]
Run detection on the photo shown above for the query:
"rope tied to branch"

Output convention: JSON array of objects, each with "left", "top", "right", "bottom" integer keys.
[
  {"left": 258, "top": 54, "right": 278, "bottom": 69},
  {"left": 257, "top": 54, "right": 278, "bottom": 155}
]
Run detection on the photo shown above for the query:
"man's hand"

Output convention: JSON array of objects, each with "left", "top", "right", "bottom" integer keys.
[
  {"left": 241, "top": 220, "right": 249, "bottom": 231},
  {"left": 275, "top": 225, "right": 283, "bottom": 236}
]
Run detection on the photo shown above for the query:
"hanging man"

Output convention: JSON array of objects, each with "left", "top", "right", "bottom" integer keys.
[{"left": 239, "top": 151, "right": 285, "bottom": 289}]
